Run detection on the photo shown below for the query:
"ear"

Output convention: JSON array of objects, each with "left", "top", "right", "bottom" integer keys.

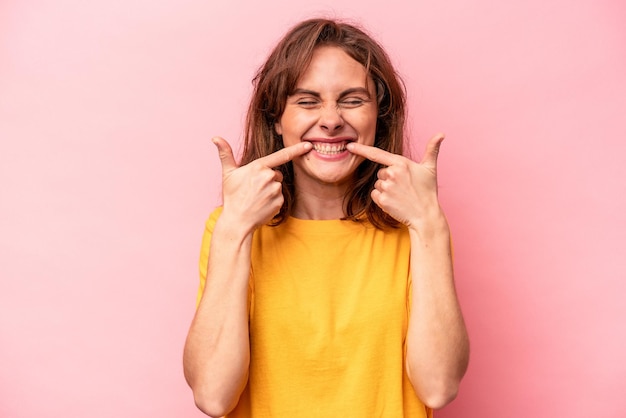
[{"left": 274, "top": 121, "right": 283, "bottom": 136}]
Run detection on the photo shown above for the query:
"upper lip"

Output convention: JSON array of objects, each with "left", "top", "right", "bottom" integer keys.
[{"left": 305, "top": 136, "right": 355, "bottom": 143}]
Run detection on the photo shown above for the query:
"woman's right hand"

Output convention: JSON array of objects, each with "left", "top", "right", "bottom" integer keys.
[{"left": 212, "top": 136, "right": 312, "bottom": 233}]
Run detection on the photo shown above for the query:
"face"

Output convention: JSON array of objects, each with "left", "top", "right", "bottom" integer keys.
[{"left": 275, "top": 45, "right": 378, "bottom": 191}]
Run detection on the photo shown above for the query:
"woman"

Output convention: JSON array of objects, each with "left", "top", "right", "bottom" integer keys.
[{"left": 183, "top": 18, "right": 469, "bottom": 418}]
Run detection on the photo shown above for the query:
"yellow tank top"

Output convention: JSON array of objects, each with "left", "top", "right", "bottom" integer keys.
[{"left": 198, "top": 208, "right": 432, "bottom": 417}]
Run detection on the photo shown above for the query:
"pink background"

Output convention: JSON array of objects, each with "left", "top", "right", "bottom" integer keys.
[{"left": 1, "top": 0, "right": 625, "bottom": 417}]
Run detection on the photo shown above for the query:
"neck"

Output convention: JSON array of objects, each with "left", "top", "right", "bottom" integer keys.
[{"left": 292, "top": 187, "right": 347, "bottom": 220}]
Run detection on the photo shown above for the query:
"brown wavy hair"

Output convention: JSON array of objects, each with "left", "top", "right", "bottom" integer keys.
[{"left": 241, "top": 18, "right": 407, "bottom": 229}]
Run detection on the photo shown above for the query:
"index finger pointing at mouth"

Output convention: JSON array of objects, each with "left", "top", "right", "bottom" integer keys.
[
  {"left": 346, "top": 142, "right": 401, "bottom": 166},
  {"left": 257, "top": 141, "right": 313, "bottom": 168}
]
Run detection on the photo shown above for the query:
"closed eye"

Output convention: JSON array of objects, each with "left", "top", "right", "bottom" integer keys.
[
  {"left": 340, "top": 98, "right": 368, "bottom": 108},
  {"left": 297, "top": 100, "right": 320, "bottom": 107}
]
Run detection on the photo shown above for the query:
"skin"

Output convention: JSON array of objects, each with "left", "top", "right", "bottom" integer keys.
[
  {"left": 183, "top": 45, "right": 469, "bottom": 416},
  {"left": 347, "top": 138, "right": 470, "bottom": 408},
  {"left": 183, "top": 139, "right": 313, "bottom": 417},
  {"left": 275, "top": 46, "right": 378, "bottom": 220}
]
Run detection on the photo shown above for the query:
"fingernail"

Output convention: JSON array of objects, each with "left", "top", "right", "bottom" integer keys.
[
  {"left": 346, "top": 143, "right": 354, "bottom": 151},
  {"left": 303, "top": 142, "right": 313, "bottom": 150}
]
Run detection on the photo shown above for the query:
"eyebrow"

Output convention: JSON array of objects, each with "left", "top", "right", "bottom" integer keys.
[{"left": 290, "top": 87, "right": 372, "bottom": 99}]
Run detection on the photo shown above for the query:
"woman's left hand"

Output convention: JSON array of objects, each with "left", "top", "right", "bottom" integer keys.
[{"left": 346, "top": 133, "right": 445, "bottom": 228}]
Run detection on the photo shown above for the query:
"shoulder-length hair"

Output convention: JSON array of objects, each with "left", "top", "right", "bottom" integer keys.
[{"left": 241, "top": 18, "right": 407, "bottom": 229}]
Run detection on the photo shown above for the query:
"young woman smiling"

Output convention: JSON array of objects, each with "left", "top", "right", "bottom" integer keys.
[{"left": 183, "top": 18, "right": 469, "bottom": 418}]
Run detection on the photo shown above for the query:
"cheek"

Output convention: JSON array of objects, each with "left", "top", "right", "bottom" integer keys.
[
  {"left": 367, "top": 120, "right": 378, "bottom": 143},
  {"left": 353, "top": 114, "right": 377, "bottom": 144},
  {"left": 281, "top": 113, "right": 316, "bottom": 141}
]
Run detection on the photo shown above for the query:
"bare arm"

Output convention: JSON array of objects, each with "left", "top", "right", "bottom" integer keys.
[
  {"left": 183, "top": 213, "right": 253, "bottom": 417},
  {"left": 183, "top": 138, "right": 312, "bottom": 417},
  {"left": 346, "top": 136, "right": 469, "bottom": 409},
  {"left": 405, "top": 210, "right": 469, "bottom": 409}
]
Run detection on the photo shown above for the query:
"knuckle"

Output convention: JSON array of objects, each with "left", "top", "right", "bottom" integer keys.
[
  {"left": 260, "top": 169, "right": 275, "bottom": 182},
  {"left": 371, "top": 190, "right": 382, "bottom": 205},
  {"left": 270, "top": 181, "right": 282, "bottom": 194},
  {"left": 396, "top": 160, "right": 409, "bottom": 170},
  {"left": 273, "top": 195, "right": 284, "bottom": 210},
  {"left": 282, "top": 148, "right": 294, "bottom": 160}
]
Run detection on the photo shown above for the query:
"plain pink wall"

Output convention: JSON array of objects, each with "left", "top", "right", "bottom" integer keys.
[{"left": 1, "top": 0, "right": 625, "bottom": 417}]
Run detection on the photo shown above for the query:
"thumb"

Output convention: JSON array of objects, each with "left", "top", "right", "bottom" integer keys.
[
  {"left": 421, "top": 133, "right": 445, "bottom": 168},
  {"left": 212, "top": 136, "right": 238, "bottom": 174}
]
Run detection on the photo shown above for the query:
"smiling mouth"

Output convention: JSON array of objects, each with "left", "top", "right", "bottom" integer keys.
[{"left": 311, "top": 141, "right": 349, "bottom": 155}]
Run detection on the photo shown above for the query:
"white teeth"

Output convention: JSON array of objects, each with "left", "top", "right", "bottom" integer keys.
[{"left": 313, "top": 142, "right": 347, "bottom": 154}]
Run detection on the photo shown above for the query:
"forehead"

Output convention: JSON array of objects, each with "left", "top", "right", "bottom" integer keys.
[{"left": 295, "top": 45, "right": 373, "bottom": 91}]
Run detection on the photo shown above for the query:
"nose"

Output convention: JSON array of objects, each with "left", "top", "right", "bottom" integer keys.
[{"left": 319, "top": 103, "right": 344, "bottom": 133}]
